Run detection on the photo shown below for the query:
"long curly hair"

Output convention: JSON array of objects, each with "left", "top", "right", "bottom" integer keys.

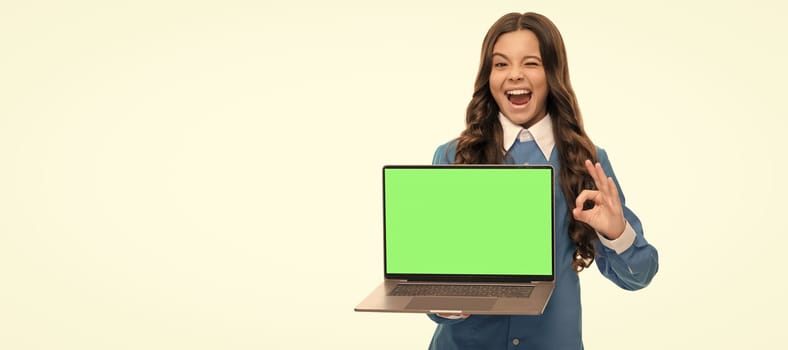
[{"left": 454, "top": 12, "right": 599, "bottom": 272}]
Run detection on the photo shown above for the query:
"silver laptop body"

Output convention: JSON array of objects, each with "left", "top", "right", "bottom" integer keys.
[{"left": 355, "top": 165, "right": 555, "bottom": 315}]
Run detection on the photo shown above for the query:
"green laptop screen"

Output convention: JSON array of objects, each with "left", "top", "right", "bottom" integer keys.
[{"left": 384, "top": 166, "right": 553, "bottom": 276}]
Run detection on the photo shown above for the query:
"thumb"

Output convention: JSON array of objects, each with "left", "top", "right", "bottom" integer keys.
[{"left": 572, "top": 206, "right": 594, "bottom": 224}]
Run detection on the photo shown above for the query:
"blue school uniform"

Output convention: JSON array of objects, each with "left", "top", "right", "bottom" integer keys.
[{"left": 427, "top": 115, "right": 658, "bottom": 350}]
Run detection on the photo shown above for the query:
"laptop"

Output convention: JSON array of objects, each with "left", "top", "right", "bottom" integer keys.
[{"left": 355, "top": 165, "right": 555, "bottom": 315}]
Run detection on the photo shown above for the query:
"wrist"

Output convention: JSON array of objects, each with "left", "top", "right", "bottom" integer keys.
[{"left": 600, "top": 219, "right": 626, "bottom": 240}]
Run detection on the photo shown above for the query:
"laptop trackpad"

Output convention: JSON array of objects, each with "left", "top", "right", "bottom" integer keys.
[{"left": 405, "top": 297, "right": 495, "bottom": 311}]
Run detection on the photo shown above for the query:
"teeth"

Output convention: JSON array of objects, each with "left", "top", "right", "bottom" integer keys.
[{"left": 506, "top": 90, "right": 530, "bottom": 95}]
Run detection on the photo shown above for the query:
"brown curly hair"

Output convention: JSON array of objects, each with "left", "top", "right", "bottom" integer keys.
[{"left": 454, "top": 12, "right": 599, "bottom": 272}]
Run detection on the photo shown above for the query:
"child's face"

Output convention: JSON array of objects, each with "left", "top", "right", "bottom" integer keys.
[{"left": 489, "top": 30, "right": 548, "bottom": 128}]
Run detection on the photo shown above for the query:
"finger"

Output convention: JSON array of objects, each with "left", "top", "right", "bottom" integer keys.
[
  {"left": 574, "top": 189, "right": 600, "bottom": 210},
  {"left": 436, "top": 313, "right": 470, "bottom": 319},
  {"left": 606, "top": 176, "right": 622, "bottom": 209},
  {"left": 584, "top": 160, "right": 601, "bottom": 187},
  {"left": 572, "top": 204, "right": 596, "bottom": 224},
  {"left": 584, "top": 160, "right": 609, "bottom": 195},
  {"left": 593, "top": 162, "right": 610, "bottom": 193}
]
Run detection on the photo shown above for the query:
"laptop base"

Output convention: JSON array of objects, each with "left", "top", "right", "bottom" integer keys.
[{"left": 355, "top": 279, "right": 554, "bottom": 315}]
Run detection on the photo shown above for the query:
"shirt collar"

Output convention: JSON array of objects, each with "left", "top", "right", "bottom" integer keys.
[{"left": 499, "top": 112, "right": 555, "bottom": 160}]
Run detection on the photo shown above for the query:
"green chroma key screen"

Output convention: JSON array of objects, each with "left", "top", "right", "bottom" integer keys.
[{"left": 384, "top": 166, "right": 553, "bottom": 276}]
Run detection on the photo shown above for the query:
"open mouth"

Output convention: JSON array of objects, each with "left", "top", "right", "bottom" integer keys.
[{"left": 506, "top": 89, "right": 532, "bottom": 106}]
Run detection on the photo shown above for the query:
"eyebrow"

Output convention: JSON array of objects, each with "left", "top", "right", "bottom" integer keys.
[{"left": 492, "top": 52, "right": 543, "bottom": 61}]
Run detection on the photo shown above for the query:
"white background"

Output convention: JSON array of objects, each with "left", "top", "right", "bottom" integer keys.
[{"left": 2, "top": 1, "right": 786, "bottom": 348}]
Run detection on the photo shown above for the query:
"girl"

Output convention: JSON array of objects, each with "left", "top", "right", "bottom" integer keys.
[{"left": 429, "top": 12, "right": 659, "bottom": 349}]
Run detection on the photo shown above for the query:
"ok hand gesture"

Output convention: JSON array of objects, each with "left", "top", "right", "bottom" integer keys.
[{"left": 572, "top": 160, "right": 626, "bottom": 240}]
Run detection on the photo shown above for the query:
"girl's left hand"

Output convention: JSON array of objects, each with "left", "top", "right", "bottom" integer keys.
[{"left": 572, "top": 160, "right": 626, "bottom": 240}]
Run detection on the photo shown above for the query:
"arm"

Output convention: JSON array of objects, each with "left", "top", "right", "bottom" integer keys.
[
  {"left": 595, "top": 208, "right": 659, "bottom": 290},
  {"left": 432, "top": 141, "right": 456, "bottom": 165},
  {"left": 573, "top": 148, "right": 659, "bottom": 290}
]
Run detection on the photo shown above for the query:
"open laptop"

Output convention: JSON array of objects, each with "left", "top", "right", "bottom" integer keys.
[{"left": 355, "top": 165, "right": 555, "bottom": 315}]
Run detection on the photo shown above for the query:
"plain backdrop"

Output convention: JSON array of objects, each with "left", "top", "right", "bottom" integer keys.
[{"left": 2, "top": 1, "right": 787, "bottom": 349}]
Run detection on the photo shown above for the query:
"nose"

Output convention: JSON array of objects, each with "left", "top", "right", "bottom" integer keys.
[{"left": 508, "top": 67, "right": 524, "bottom": 81}]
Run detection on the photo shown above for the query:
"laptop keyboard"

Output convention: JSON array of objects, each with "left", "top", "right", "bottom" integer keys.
[{"left": 390, "top": 284, "right": 534, "bottom": 298}]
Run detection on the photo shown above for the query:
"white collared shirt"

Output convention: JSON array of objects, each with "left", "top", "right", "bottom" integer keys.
[
  {"left": 499, "top": 112, "right": 555, "bottom": 160},
  {"left": 498, "top": 112, "right": 635, "bottom": 253}
]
